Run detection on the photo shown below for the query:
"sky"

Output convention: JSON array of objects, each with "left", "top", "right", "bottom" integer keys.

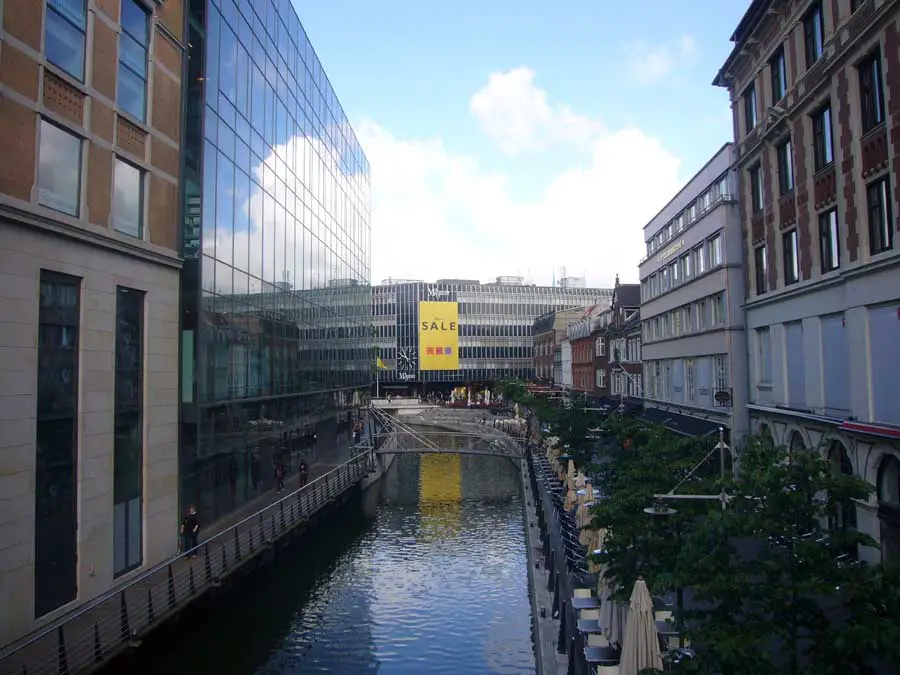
[{"left": 290, "top": 0, "right": 752, "bottom": 288}]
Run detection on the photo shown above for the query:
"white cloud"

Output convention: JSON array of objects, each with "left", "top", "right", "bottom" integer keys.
[
  {"left": 359, "top": 68, "right": 684, "bottom": 288},
  {"left": 206, "top": 133, "right": 370, "bottom": 296},
  {"left": 624, "top": 34, "right": 700, "bottom": 85},
  {"left": 468, "top": 67, "right": 604, "bottom": 155}
]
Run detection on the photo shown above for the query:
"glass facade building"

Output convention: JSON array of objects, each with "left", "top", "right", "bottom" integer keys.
[
  {"left": 182, "top": 0, "right": 372, "bottom": 525},
  {"left": 374, "top": 278, "right": 611, "bottom": 388}
]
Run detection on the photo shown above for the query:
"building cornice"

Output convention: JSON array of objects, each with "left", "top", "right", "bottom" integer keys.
[{"left": 0, "top": 199, "right": 182, "bottom": 270}]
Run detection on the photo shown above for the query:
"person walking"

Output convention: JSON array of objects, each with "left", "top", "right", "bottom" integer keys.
[
  {"left": 299, "top": 460, "right": 309, "bottom": 487},
  {"left": 180, "top": 505, "right": 200, "bottom": 557},
  {"left": 275, "top": 461, "right": 286, "bottom": 493}
]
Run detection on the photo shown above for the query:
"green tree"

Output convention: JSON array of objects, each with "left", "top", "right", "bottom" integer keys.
[
  {"left": 586, "top": 415, "right": 716, "bottom": 602},
  {"left": 673, "top": 437, "right": 882, "bottom": 675}
]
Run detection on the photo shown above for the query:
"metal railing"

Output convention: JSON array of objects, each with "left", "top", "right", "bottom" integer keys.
[{"left": 0, "top": 452, "right": 373, "bottom": 675}]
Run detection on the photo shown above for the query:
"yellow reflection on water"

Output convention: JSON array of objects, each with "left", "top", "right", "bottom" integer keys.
[{"left": 418, "top": 453, "right": 463, "bottom": 541}]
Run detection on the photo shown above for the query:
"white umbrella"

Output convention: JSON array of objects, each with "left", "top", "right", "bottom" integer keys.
[
  {"left": 598, "top": 577, "right": 628, "bottom": 649},
  {"left": 620, "top": 577, "right": 663, "bottom": 675}
]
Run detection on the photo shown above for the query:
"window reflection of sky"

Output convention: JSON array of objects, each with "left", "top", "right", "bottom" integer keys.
[{"left": 201, "top": 0, "right": 371, "bottom": 297}]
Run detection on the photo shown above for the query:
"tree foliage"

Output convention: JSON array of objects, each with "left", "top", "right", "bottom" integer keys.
[
  {"left": 672, "top": 437, "right": 895, "bottom": 675},
  {"left": 586, "top": 415, "right": 717, "bottom": 602}
]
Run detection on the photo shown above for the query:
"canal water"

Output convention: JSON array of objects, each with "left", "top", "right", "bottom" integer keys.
[{"left": 128, "top": 447, "right": 536, "bottom": 675}]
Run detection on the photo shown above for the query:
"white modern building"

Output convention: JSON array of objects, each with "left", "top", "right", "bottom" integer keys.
[{"left": 639, "top": 144, "right": 750, "bottom": 440}]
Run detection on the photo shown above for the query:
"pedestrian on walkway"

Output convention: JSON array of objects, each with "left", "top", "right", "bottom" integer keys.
[
  {"left": 180, "top": 505, "right": 200, "bottom": 557},
  {"left": 299, "top": 460, "right": 309, "bottom": 487},
  {"left": 275, "top": 461, "right": 286, "bottom": 493}
]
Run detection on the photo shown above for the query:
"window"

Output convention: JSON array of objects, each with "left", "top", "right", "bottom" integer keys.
[
  {"left": 114, "top": 287, "right": 144, "bottom": 576},
  {"left": 38, "top": 120, "right": 82, "bottom": 216},
  {"left": 685, "top": 359, "right": 695, "bottom": 403},
  {"left": 803, "top": 2, "right": 825, "bottom": 68},
  {"left": 783, "top": 229, "right": 800, "bottom": 285},
  {"left": 112, "top": 158, "right": 144, "bottom": 237},
  {"left": 859, "top": 51, "right": 885, "bottom": 134},
  {"left": 770, "top": 47, "right": 787, "bottom": 102},
  {"left": 692, "top": 245, "right": 706, "bottom": 276},
  {"left": 683, "top": 252, "right": 692, "bottom": 278},
  {"left": 777, "top": 139, "right": 794, "bottom": 195},
  {"left": 711, "top": 293, "right": 726, "bottom": 325},
  {"left": 670, "top": 260, "right": 680, "bottom": 286},
  {"left": 819, "top": 209, "right": 840, "bottom": 272},
  {"left": 595, "top": 368, "right": 605, "bottom": 389},
  {"left": 118, "top": 0, "right": 150, "bottom": 120},
  {"left": 713, "top": 355, "right": 730, "bottom": 407},
  {"left": 743, "top": 82, "right": 758, "bottom": 133},
  {"left": 754, "top": 245, "right": 768, "bottom": 294},
  {"left": 867, "top": 177, "right": 893, "bottom": 254},
  {"left": 595, "top": 336, "right": 606, "bottom": 357},
  {"left": 812, "top": 104, "right": 834, "bottom": 170},
  {"left": 749, "top": 165, "right": 764, "bottom": 214},
  {"left": 707, "top": 235, "right": 723, "bottom": 268},
  {"left": 45, "top": 0, "right": 87, "bottom": 81},
  {"left": 716, "top": 175, "right": 730, "bottom": 200},
  {"left": 35, "top": 271, "right": 81, "bottom": 617},
  {"left": 757, "top": 327, "right": 772, "bottom": 384}
]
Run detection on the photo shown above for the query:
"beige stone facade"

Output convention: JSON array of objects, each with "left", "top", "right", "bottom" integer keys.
[
  {"left": 0, "top": 219, "right": 181, "bottom": 645},
  {"left": 0, "top": 0, "right": 184, "bottom": 646}
]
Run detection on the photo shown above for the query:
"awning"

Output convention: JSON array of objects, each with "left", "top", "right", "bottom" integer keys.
[
  {"left": 839, "top": 421, "right": 900, "bottom": 442},
  {"left": 637, "top": 407, "right": 723, "bottom": 438}
]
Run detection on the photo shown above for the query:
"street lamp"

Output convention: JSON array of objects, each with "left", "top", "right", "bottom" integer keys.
[{"left": 652, "top": 427, "right": 733, "bottom": 511}]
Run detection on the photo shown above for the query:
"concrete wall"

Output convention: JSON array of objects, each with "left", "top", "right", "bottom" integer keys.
[{"left": 0, "top": 222, "right": 180, "bottom": 645}]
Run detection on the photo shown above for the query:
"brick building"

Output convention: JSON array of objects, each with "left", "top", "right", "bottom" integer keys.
[
  {"left": 566, "top": 304, "right": 608, "bottom": 392},
  {"left": 532, "top": 306, "right": 591, "bottom": 384},
  {"left": 714, "top": 0, "right": 900, "bottom": 564},
  {"left": 0, "top": 0, "right": 184, "bottom": 644},
  {"left": 590, "top": 276, "right": 641, "bottom": 403}
]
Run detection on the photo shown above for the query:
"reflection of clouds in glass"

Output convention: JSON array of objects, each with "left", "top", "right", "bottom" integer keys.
[
  {"left": 207, "top": 132, "right": 370, "bottom": 295},
  {"left": 37, "top": 121, "right": 81, "bottom": 216},
  {"left": 112, "top": 159, "right": 142, "bottom": 237}
]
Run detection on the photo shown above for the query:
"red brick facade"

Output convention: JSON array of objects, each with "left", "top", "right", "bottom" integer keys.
[
  {"left": 716, "top": 0, "right": 900, "bottom": 299},
  {"left": 570, "top": 335, "right": 594, "bottom": 391}
]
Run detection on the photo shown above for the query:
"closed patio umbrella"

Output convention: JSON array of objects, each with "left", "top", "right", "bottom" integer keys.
[{"left": 620, "top": 577, "right": 663, "bottom": 675}]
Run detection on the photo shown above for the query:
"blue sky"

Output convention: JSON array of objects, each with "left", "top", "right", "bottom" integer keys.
[{"left": 291, "top": 0, "right": 752, "bottom": 287}]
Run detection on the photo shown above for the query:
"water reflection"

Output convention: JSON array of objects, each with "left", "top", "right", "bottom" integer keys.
[{"left": 126, "top": 440, "right": 535, "bottom": 675}]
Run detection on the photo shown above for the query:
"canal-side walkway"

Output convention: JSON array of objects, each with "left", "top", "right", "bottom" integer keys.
[{"left": 0, "top": 444, "right": 372, "bottom": 675}]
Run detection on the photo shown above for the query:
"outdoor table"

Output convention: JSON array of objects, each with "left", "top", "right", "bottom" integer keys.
[
  {"left": 577, "top": 618, "right": 603, "bottom": 634},
  {"left": 572, "top": 596, "right": 601, "bottom": 610},
  {"left": 583, "top": 645, "right": 619, "bottom": 666}
]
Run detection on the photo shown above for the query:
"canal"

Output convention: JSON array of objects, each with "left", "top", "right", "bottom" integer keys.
[{"left": 124, "top": 443, "right": 536, "bottom": 675}]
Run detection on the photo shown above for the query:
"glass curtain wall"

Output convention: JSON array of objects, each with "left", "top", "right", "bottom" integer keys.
[
  {"left": 180, "top": 0, "right": 372, "bottom": 527},
  {"left": 380, "top": 282, "right": 610, "bottom": 386}
]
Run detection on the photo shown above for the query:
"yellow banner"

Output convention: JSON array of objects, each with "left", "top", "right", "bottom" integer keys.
[{"left": 418, "top": 301, "right": 460, "bottom": 371}]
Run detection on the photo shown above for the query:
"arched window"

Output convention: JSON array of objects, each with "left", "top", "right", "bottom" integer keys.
[
  {"left": 788, "top": 431, "right": 805, "bottom": 459},
  {"left": 827, "top": 441, "right": 857, "bottom": 558},
  {"left": 877, "top": 454, "right": 900, "bottom": 564},
  {"left": 757, "top": 423, "right": 773, "bottom": 446}
]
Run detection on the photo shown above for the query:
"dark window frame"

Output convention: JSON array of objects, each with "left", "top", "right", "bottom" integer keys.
[
  {"left": 743, "top": 82, "right": 758, "bottom": 134},
  {"left": 783, "top": 228, "right": 800, "bottom": 285},
  {"left": 754, "top": 244, "right": 768, "bottom": 294},
  {"left": 867, "top": 177, "right": 894, "bottom": 255},
  {"left": 113, "top": 286, "right": 145, "bottom": 577},
  {"left": 749, "top": 164, "right": 764, "bottom": 214},
  {"left": 777, "top": 138, "right": 795, "bottom": 195},
  {"left": 803, "top": 2, "right": 825, "bottom": 68},
  {"left": 770, "top": 47, "right": 787, "bottom": 102},
  {"left": 812, "top": 103, "right": 834, "bottom": 171},
  {"left": 34, "top": 270, "right": 82, "bottom": 617},
  {"left": 859, "top": 50, "right": 885, "bottom": 134},
  {"left": 819, "top": 208, "right": 840, "bottom": 272}
]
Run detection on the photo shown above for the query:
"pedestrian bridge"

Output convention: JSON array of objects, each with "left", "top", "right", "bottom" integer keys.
[{"left": 370, "top": 407, "right": 525, "bottom": 460}]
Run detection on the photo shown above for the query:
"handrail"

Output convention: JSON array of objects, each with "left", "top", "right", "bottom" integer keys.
[{"left": 0, "top": 451, "right": 372, "bottom": 672}]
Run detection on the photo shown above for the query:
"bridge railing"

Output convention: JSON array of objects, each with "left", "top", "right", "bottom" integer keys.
[{"left": 0, "top": 452, "right": 373, "bottom": 675}]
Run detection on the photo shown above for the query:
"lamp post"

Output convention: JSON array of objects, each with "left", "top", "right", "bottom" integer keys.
[{"left": 652, "top": 427, "right": 733, "bottom": 510}]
